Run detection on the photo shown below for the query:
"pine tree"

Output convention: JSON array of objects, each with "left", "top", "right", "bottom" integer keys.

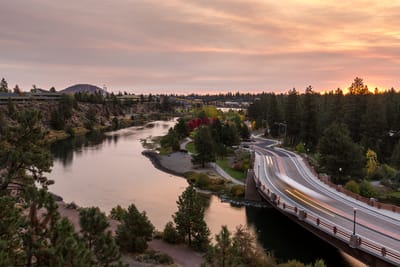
[
  {"left": 0, "top": 195, "right": 26, "bottom": 266},
  {"left": 173, "top": 185, "right": 210, "bottom": 251},
  {"left": 319, "top": 122, "right": 365, "bottom": 183},
  {"left": 268, "top": 93, "right": 282, "bottom": 137},
  {"left": 205, "top": 225, "right": 233, "bottom": 267},
  {"left": 285, "top": 88, "right": 301, "bottom": 146},
  {"left": 0, "top": 78, "right": 8, "bottom": 92},
  {"left": 79, "top": 207, "right": 109, "bottom": 250},
  {"left": 345, "top": 77, "right": 369, "bottom": 142},
  {"left": 0, "top": 109, "right": 53, "bottom": 191},
  {"left": 192, "top": 126, "right": 215, "bottom": 167},
  {"left": 94, "top": 231, "right": 122, "bottom": 267},
  {"left": 116, "top": 204, "right": 154, "bottom": 253},
  {"left": 302, "top": 86, "right": 319, "bottom": 151},
  {"left": 48, "top": 218, "right": 93, "bottom": 267}
]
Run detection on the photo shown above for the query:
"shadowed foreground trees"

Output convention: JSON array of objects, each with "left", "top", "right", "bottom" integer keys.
[
  {"left": 0, "top": 109, "right": 126, "bottom": 267},
  {"left": 205, "top": 225, "right": 327, "bottom": 267},
  {"left": 116, "top": 204, "right": 154, "bottom": 253},
  {"left": 173, "top": 185, "right": 210, "bottom": 251}
]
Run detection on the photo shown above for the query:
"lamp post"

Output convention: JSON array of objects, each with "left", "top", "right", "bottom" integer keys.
[
  {"left": 338, "top": 167, "right": 342, "bottom": 181},
  {"left": 349, "top": 207, "right": 359, "bottom": 247},
  {"left": 353, "top": 208, "right": 357, "bottom": 235}
]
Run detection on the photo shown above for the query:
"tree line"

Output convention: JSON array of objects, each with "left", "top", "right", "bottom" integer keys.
[{"left": 247, "top": 77, "right": 400, "bottom": 203}]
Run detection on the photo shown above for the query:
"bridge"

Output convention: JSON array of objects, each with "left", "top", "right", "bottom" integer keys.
[{"left": 247, "top": 139, "right": 400, "bottom": 267}]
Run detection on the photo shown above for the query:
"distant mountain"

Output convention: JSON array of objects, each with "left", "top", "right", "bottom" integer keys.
[{"left": 61, "top": 84, "right": 106, "bottom": 94}]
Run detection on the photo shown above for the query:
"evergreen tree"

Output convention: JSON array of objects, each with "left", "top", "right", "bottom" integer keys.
[
  {"left": 0, "top": 78, "right": 8, "bottom": 92},
  {"left": 79, "top": 207, "right": 109, "bottom": 250},
  {"left": 344, "top": 77, "right": 369, "bottom": 142},
  {"left": 80, "top": 207, "right": 126, "bottom": 266},
  {"left": 268, "top": 93, "right": 282, "bottom": 137},
  {"left": 230, "top": 225, "right": 274, "bottom": 267},
  {"left": 361, "top": 95, "right": 385, "bottom": 156},
  {"left": 20, "top": 187, "right": 61, "bottom": 266},
  {"left": 163, "top": 221, "right": 180, "bottom": 244},
  {"left": 302, "top": 86, "right": 319, "bottom": 151},
  {"left": 319, "top": 122, "right": 365, "bottom": 183},
  {"left": 109, "top": 205, "right": 127, "bottom": 221},
  {"left": 221, "top": 123, "right": 240, "bottom": 147},
  {"left": 13, "top": 84, "right": 21, "bottom": 94},
  {"left": 391, "top": 141, "right": 400, "bottom": 169},
  {"left": 116, "top": 204, "right": 154, "bottom": 253},
  {"left": 285, "top": 88, "right": 301, "bottom": 146},
  {"left": 0, "top": 196, "right": 26, "bottom": 267},
  {"left": 48, "top": 218, "right": 93, "bottom": 267},
  {"left": 173, "top": 185, "right": 210, "bottom": 251},
  {"left": 0, "top": 109, "right": 52, "bottom": 192},
  {"left": 192, "top": 126, "right": 215, "bottom": 167},
  {"left": 205, "top": 225, "right": 233, "bottom": 267},
  {"left": 94, "top": 231, "right": 123, "bottom": 267},
  {"left": 174, "top": 117, "right": 190, "bottom": 139}
]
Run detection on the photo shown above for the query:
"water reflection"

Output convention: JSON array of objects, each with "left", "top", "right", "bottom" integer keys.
[
  {"left": 245, "top": 207, "right": 351, "bottom": 266},
  {"left": 48, "top": 120, "right": 361, "bottom": 267}
]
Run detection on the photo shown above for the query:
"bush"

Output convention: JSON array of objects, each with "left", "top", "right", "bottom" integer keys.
[
  {"left": 136, "top": 250, "right": 174, "bottom": 265},
  {"left": 359, "top": 180, "right": 378, "bottom": 198},
  {"left": 370, "top": 164, "right": 396, "bottom": 181},
  {"left": 196, "top": 173, "right": 211, "bottom": 189},
  {"left": 383, "top": 191, "right": 400, "bottom": 205},
  {"left": 229, "top": 185, "right": 245, "bottom": 198},
  {"left": 162, "top": 222, "right": 180, "bottom": 244},
  {"left": 344, "top": 180, "right": 360, "bottom": 194},
  {"left": 295, "top": 143, "right": 305, "bottom": 153}
]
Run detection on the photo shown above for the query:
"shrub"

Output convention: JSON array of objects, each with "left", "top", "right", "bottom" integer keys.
[
  {"left": 344, "top": 180, "right": 360, "bottom": 194},
  {"left": 196, "top": 173, "right": 211, "bottom": 189},
  {"left": 359, "top": 180, "right": 378, "bottom": 198},
  {"left": 162, "top": 222, "right": 180, "bottom": 244},
  {"left": 229, "top": 185, "right": 245, "bottom": 198},
  {"left": 295, "top": 143, "right": 305, "bottom": 153}
]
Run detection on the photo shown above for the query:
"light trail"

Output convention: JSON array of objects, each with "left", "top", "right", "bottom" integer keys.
[{"left": 286, "top": 189, "right": 336, "bottom": 217}]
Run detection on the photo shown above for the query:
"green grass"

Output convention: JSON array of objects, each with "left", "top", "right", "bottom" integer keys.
[
  {"left": 185, "top": 142, "right": 196, "bottom": 153},
  {"left": 216, "top": 158, "right": 246, "bottom": 181}
]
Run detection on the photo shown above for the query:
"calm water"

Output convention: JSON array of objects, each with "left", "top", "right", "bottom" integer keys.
[{"left": 48, "top": 119, "right": 364, "bottom": 267}]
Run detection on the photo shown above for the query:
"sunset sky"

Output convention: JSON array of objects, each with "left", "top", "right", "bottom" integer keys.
[{"left": 0, "top": 0, "right": 399, "bottom": 94}]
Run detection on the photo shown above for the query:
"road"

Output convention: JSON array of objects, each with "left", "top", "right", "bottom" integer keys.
[{"left": 252, "top": 139, "right": 400, "bottom": 266}]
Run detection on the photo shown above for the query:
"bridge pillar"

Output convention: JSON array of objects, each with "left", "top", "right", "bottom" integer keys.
[
  {"left": 298, "top": 209, "right": 307, "bottom": 221},
  {"left": 349, "top": 234, "right": 359, "bottom": 248}
]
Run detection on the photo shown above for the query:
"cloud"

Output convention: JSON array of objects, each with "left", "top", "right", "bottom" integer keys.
[{"left": 0, "top": 0, "right": 399, "bottom": 93}]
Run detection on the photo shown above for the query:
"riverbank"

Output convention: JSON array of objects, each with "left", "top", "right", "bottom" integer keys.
[{"left": 142, "top": 150, "right": 215, "bottom": 177}]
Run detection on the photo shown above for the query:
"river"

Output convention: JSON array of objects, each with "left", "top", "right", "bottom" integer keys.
[{"left": 48, "top": 119, "right": 364, "bottom": 267}]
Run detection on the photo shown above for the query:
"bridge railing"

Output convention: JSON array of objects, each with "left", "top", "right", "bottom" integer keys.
[{"left": 254, "top": 175, "right": 400, "bottom": 266}]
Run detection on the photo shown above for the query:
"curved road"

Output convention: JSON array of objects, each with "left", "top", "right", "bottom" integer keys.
[{"left": 251, "top": 138, "right": 400, "bottom": 266}]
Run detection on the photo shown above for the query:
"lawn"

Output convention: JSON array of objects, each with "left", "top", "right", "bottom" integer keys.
[
  {"left": 185, "top": 142, "right": 196, "bottom": 153},
  {"left": 216, "top": 158, "right": 246, "bottom": 181}
]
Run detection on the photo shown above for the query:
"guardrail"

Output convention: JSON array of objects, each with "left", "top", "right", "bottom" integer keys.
[
  {"left": 301, "top": 156, "right": 400, "bottom": 214},
  {"left": 253, "top": 172, "right": 400, "bottom": 266}
]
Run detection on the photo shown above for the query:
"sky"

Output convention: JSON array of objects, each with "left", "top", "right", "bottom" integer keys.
[{"left": 0, "top": 0, "right": 399, "bottom": 94}]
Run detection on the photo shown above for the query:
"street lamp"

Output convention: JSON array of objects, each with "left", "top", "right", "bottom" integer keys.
[
  {"left": 353, "top": 208, "right": 357, "bottom": 235},
  {"left": 338, "top": 167, "right": 342, "bottom": 181}
]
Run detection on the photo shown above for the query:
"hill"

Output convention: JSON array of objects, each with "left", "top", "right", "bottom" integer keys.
[{"left": 61, "top": 84, "right": 106, "bottom": 94}]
